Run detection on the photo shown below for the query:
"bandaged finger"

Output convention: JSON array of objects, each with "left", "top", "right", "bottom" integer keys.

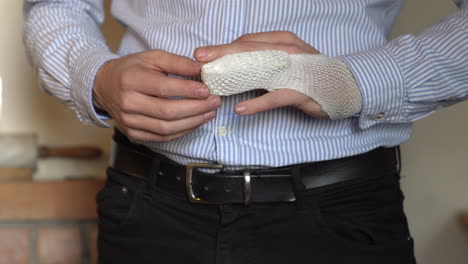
[{"left": 201, "top": 50, "right": 362, "bottom": 119}]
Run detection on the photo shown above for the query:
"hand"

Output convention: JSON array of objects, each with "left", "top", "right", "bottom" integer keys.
[
  {"left": 194, "top": 31, "right": 328, "bottom": 119},
  {"left": 93, "top": 50, "right": 221, "bottom": 142}
]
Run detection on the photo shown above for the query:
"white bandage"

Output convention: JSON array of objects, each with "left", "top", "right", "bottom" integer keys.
[{"left": 201, "top": 50, "right": 362, "bottom": 119}]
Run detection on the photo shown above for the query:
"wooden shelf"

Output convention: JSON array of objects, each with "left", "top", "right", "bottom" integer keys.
[{"left": 0, "top": 180, "right": 104, "bottom": 220}]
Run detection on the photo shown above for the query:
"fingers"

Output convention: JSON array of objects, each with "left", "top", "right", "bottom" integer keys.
[
  {"left": 295, "top": 99, "right": 329, "bottom": 119},
  {"left": 126, "top": 127, "right": 198, "bottom": 142},
  {"left": 146, "top": 50, "right": 203, "bottom": 77},
  {"left": 195, "top": 42, "right": 304, "bottom": 62},
  {"left": 94, "top": 49, "right": 223, "bottom": 142},
  {"left": 195, "top": 31, "right": 320, "bottom": 62},
  {"left": 236, "top": 31, "right": 319, "bottom": 54},
  {"left": 234, "top": 89, "right": 327, "bottom": 119},
  {"left": 235, "top": 31, "right": 311, "bottom": 48},
  {"left": 234, "top": 31, "right": 295, "bottom": 43},
  {"left": 126, "top": 69, "right": 210, "bottom": 99},
  {"left": 121, "top": 93, "right": 221, "bottom": 120},
  {"left": 117, "top": 93, "right": 221, "bottom": 142},
  {"left": 234, "top": 89, "right": 305, "bottom": 115},
  {"left": 122, "top": 110, "right": 216, "bottom": 142}
]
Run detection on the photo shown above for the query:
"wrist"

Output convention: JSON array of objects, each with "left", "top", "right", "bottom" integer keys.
[
  {"left": 93, "top": 59, "right": 116, "bottom": 112},
  {"left": 285, "top": 55, "right": 362, "bottom": 119}
]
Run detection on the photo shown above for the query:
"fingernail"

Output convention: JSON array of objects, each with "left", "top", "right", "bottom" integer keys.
[
  {"left": 235, "top": 105, "right": 247, "bottom": 114},
  {"left": 196, "top": 87, "right": 209, "bottom": 97},
  {"left": 204, "top": 111, "right": 216, "bottom": 120},
  {"left": 209, "top": 97, "right": 221, "bottom": 109},
  {"left": 196, "top": 48, "right": 209, "bottom": 59}
]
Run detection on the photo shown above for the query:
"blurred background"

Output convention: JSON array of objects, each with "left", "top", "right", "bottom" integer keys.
[{"left": 0, "top": 0, "right": 467, "bottom": 263}]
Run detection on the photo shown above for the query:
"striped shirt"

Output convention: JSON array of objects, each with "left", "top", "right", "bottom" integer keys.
[{"left": 23, "top": 0, "right": 468, "bottom": 167}]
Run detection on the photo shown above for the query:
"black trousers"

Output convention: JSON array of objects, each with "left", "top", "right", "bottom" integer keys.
[{"left": 97, "top": 163, "right": 416, "bottom": 264}]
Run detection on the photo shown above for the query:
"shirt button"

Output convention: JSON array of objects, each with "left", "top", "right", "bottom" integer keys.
[
  {"left": 217, "top": 126, "right": 229, "bottom": 136},
  {"left": 375, "top": 113, "right": 385, "bottom": 120}
]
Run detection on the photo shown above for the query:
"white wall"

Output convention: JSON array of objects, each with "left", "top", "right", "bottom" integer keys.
[
  {"left": 391, "top": 2, "right": 468, "bottom": 263},
  {"left": 0, "top": 0, "right": 467, "bottom": 263}
]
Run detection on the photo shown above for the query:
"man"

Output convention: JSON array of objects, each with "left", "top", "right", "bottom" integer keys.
[{"left": 23, "top": 0, "right": 467, "bottom": 263}]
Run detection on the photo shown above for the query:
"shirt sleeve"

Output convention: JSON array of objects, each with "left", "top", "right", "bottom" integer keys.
[
  {"left": 23, "top": 0, "right": 119, "bottom": 127},
  {"left": 339, "top": 3, "right": 467, "bottom": 129}
]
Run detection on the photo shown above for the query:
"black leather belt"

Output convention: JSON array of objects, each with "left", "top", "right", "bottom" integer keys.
[{"left": 110, "top": 132, "right": 397, "bottom": 205}]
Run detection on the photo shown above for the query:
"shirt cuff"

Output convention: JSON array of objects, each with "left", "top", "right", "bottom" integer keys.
[
  {"left": 338, "top": 48, "right": 405, "bottom": 129},
  {"left": 71, "top": 48, "right": 119, "bottom": 127}
]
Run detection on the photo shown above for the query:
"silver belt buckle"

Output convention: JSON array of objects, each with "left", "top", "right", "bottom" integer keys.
[
  {"left": 186, "top": 163, "right": 253, "bottom": 205},
  {"left": 186, "top": 163, "right": 224, "bottom": 204}
]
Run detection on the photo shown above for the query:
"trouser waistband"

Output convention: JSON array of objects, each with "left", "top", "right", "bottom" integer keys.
[{"left": 110, "top": 129, "right": 397, "bottom": 205}]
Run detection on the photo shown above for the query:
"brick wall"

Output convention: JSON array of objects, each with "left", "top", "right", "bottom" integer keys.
[{"left": 0, "top": 180, "right": 103, "bottom": 264}]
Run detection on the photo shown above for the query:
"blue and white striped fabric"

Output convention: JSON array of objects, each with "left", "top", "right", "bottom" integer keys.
[{"left": 23, "top": 0, "right": 468, "bottom": 167}]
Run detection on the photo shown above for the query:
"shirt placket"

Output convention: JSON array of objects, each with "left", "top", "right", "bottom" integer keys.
[{"left": 213, "top": 0, "right": 247, "bottom": 165}]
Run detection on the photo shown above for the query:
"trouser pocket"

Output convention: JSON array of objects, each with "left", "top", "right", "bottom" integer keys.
[
  {"left": 298, "top": 170, "right": 415, "bottom": 261},
  {"left": 96, "top": 167, "right": 146, "bottom": 230}
]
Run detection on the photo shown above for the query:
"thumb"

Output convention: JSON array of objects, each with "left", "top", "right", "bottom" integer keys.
[{"left": 235, "top": 89, "right": 308, "bottom": 115}]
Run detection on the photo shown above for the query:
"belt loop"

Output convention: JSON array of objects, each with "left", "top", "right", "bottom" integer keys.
[
  {"left": 395, "top": 146, "right": 402, "bottom": 179},
  {"left": 243, "top": 171, "right": 252, "bottom": 206},
  {"left": 291, "top": 165, "right": 306, "bottom": 209}
]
